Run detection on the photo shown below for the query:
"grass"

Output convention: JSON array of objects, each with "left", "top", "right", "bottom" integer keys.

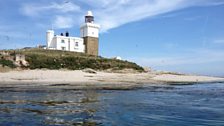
[
  {"left": 4, "top": 48, "right": 144, "bottom": 72},
  {"left": 0, "top": 58, "right": 16, "bottom": 68}
]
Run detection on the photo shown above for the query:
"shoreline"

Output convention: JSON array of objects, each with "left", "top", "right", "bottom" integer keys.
[{"left": 0, "top": 70, "right": 224, "bottom": 89}]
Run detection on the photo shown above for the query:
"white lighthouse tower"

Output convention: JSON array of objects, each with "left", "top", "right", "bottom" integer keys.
[{"left": 80, "top": 11, "right": 100, "bottom": 56}]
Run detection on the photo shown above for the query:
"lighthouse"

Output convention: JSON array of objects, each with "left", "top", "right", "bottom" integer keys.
[
  {"left": 46, "top": 11, "right": 99, "bottom": 55},
  {"left": 80, "top": 11, "right": 100, "bottom": 56}
]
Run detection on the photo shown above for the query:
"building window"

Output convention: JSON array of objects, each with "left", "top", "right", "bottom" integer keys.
[
  {"left": 75, "top": 42, "right": 79, "bottom": 47},
  {"left": 61, "top": 47, "right": 66, "bottom": 50},
  {"left": 61, "top": 40, "right": 65, "bottom": 43}
]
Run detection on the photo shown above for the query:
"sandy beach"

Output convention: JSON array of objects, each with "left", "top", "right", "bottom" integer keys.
[{"left": 0, "top": 69, "right": 223, "bottom": 89}]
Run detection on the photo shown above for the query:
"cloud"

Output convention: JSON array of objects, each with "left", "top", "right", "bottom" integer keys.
[
  {"left": 213, "top": 39, "right": 224, "bottom": 44},
  {"left": 94, "top": 0, "right": 191, "bottom": 32},
  {"left": 79, "top": 0, "right": 224, "bottom": 32},
  {"left": 53, "top": 16, "right": 74, "bottom": 29},
  {"left": 21, "top": 2, "right": 80, "bottom": 17},
  {"left": 201, "top": 1, "right": 224, "bottom": 6},
  {"left": 20, "top": 0, "right": 224, "bottom": 31},
  {"left": 20, "top": 1, "right": 82, "bottom": 29}
]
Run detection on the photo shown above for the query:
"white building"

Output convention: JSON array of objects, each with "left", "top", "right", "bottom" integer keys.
[
  {"left": 46, "top": 11, "right": 100, "bottom": 55},
  {"left": 46, "top": 30, "right": 85, "bottom": 53}
]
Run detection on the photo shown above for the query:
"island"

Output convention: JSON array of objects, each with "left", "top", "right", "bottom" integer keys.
[{"left": 0, "top": 48, "right": 223, "bottom": 90}]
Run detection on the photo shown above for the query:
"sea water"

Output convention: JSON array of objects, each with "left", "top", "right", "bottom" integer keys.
[{"left": 0, "top": 83, "right": 224, "bottom": 126}]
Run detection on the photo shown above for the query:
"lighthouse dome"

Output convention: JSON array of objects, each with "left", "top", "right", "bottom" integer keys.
[{"left": 86, "top": 11, "right": 93, "bottom": 16}]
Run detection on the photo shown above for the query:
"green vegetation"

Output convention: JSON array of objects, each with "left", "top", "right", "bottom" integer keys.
[
  {"left": 0, "top": 59, "right": 16, "bottom": 68},
  {"left": 5, "top": 48, "right": 144, "bottom": 72}
]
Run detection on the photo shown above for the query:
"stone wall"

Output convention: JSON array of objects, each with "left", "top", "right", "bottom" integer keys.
[{"left": 84, "top": 37, "right": 98, "bottom": 56}]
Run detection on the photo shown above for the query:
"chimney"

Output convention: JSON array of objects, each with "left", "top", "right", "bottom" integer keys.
[{"left": 65, "top": 31, "right": 69, "bottom": 37}]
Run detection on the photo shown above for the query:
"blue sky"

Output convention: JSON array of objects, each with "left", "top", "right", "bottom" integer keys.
[{"left": 0, "top": 0, "right": 224, "bottom": 76}]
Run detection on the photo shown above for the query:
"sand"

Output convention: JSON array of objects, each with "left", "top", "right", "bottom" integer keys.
[{"left": 0, "top": 70, "right": 223, "bottom": 89}]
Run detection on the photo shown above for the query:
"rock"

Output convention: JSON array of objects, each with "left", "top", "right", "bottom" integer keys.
[
  {"left": 143, "top": 67, "right": 151, "bottom": 72},
  {"left": 104, "top": 68, "right": 141, "bottom": 73},
  {"left": 82, "top": 68, "right": 97, "bottom": 74}
]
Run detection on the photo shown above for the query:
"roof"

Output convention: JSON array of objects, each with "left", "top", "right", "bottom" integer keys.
[{"left": 86, "top": 11, "right": 93, "bottom": 16}]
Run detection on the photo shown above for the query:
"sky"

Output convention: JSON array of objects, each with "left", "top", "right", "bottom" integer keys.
[{"left": 0, "top": 0, "right": 224, "bottom": 76}]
